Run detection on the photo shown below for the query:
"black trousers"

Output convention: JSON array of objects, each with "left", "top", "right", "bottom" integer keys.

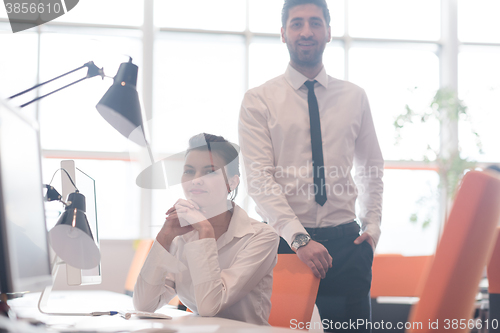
[{"left": 278, "top": 225, "right": 374, "bottom": 333}]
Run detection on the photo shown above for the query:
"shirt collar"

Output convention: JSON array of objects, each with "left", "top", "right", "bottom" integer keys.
[
  {"left": 284, "top": 63, "right": 328, "bottom": 90},
  {"left": 216, "top": 204, "right": 255, "bottom": 249}
]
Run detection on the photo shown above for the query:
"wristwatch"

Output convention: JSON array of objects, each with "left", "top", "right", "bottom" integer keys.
[{"left": 291, "top": 234, "right": 311, "bottom": 252}]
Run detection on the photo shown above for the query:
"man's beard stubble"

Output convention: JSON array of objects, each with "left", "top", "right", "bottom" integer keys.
[{"left": 286, "top": 39, "right": 325, "bottom": 68}]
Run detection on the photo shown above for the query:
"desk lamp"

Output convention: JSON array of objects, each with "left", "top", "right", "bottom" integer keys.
[
  {"left": 9, "top": 57, "right": 147, "bottom": 146},
  {"left": 45, "top": 183, "right": 100, "bottom": 270},
  {"left": 96, "top": 59, "right": 146, "bottom": 147},
  {"left": 10, "top": 57, "right": 148, "bottom": 265},
  {"left": 8, "top": 58, "right": 150, "bottom": 316}
]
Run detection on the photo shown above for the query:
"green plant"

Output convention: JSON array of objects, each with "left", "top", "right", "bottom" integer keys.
[{"left": 394, "top": 87, "right": 483, "bottom": 228}]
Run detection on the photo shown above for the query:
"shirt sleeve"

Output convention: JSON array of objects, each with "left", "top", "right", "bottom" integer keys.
[
  {"left": 133, "top": 240, "right": 187, "bottom": 312},
  {"left": 239, "top": 90, "right": 308, "bottom": 246},
  {"left": 183, "top": 227, "right": 279, "bottom": 317},
  {"left": 353, "top": 90, "right": 384, "bottom": 247}
]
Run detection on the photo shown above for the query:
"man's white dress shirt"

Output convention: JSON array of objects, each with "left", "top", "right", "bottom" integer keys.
[
  {"left": 133, "top": 205, "right": 279, "bottom": 326},
  {"left": 239, "top": 64, "right": 384, "bottom": 247}
]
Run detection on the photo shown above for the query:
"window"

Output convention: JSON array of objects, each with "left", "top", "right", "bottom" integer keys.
[
  {"left": 349, "top": 45, "right": 440, "bottom": 161},
  {"left": 1, "top": 1, "right": 497, "bottom": 251},
  {"left": 349, "top": 0, "right": 440, "bottom": 41},
  {"left": 379, "top": 169, "right": 439, "bottom": 255},
  {"left": 458, "top": 0, "right": 500, "bottom": 43},
  {"left": 38, "top": 29, "right": 142, "bottom": 152},
  {"left": 152, "top": 32, "right": 245, "bottom": 152},
  {"left": 154, "top": 0, "right": 245, "bottom": 32},
  {"left": 458, "top": 46, "right": 500, "bottom": 162},
  {"left": 56, "top": 0, "right": 144, "bottom": 26},
  {"left": 0, "top": 24, "right": 38, "bottom": 116},
  {"left": 248, "top": 37, "right": 289, "bottom": 89}
]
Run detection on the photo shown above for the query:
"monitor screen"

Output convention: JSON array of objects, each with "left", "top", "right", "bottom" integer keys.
[
  {"left": 75, "top": 166, "right": 101, "bottom": 285},
  {"left": 0, "top": 99, "right": 52, "bottom": 294}
]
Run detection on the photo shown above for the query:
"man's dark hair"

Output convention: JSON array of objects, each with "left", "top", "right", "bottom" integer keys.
[{"left": 281, "top": 0, "right": 331, "bottom": 28}]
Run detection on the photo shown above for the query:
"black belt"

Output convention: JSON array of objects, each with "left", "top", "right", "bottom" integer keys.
[{"left": 305, "top": 221, "right": 360, "bottom": 242}]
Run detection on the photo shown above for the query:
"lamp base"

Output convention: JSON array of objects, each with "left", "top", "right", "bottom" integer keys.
[{"left": 37, "top": 258, "right": 93, "bottom": 317}]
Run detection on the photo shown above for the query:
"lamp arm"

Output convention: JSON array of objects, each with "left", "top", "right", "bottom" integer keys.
[
  {"left": 19, "top": 76, "right": 87, "bottom": 108},
  {"left": 9, "top": 61, "right": 104, "bottom": 108}
]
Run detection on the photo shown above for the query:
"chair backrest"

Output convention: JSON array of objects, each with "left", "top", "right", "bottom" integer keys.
[
  {"left": 488, "top": 226, "right": 500, "bottom": 294},
  {"left": 371, "top": 254, "right": 433, "bottom": 298},
  {"left": 124, "top": 239, "right": 154, "bottom": 296},
  {"left": 487, "top": 226, "right": 500, "bottom": 330},
  {"left": 268, "top": 253, "right": 320, "bottom": 329},
  {"left": 407, "top": 171, "right": 500, "bottom": 333}
]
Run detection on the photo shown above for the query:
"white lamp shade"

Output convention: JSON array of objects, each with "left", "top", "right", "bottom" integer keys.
[{"left": 49, "top": 203, "right": 101, "bottom": 270}]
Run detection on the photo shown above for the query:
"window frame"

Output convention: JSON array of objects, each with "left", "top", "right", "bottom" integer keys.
[{"left": 1, "top": 0, "right": 499, "bottom": 245}]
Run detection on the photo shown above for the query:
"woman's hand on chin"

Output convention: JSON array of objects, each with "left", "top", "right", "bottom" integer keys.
[
  {"left": 156, "top": 204, "right": 194, "bottom": 251},
  {"left": 174, "top": 199, "right": 215, "bottom": 240}
]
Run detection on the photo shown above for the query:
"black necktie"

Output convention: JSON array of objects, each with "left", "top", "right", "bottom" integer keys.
[{"left": 304, "top": 80, "right": 327, "bottom": 206}]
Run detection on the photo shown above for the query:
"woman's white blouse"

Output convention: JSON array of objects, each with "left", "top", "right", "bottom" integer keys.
[{"left": 133, "top": 205, "right": 279, "bottom": 325}]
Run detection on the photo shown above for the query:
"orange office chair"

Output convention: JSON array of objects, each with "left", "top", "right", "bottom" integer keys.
[
  {"left": 268, "top": 253, "right": 320, "bottom": 329},
  {"left": 406, "top": 171, "right": 500, "bottom": 333},
  {"left": 371, "top": 254, "right": 433, "bottom": 298},
  {"left": 487, "top": 226, "right": 500, "bottom": 332},
  {"left": 370, "top": 254, "right": 433, "bottom": 331}
]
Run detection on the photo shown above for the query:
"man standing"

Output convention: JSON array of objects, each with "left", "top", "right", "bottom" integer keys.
[{"left": 239, "top": 0, "right": 383, "bottom": 331}]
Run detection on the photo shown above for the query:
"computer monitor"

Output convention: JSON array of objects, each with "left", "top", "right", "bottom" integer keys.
[{"left": 0, "top": 98, "right": 52, "bottom": 295}]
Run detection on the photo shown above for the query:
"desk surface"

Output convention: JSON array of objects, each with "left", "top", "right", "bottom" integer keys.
[{"left": 7, "top": 290, "right": 295, "bottom": 333}]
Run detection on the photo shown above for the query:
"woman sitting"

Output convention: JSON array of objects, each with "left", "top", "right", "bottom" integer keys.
[{"left": 133, "top": 133, "right": 279, "bottom": 325}]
